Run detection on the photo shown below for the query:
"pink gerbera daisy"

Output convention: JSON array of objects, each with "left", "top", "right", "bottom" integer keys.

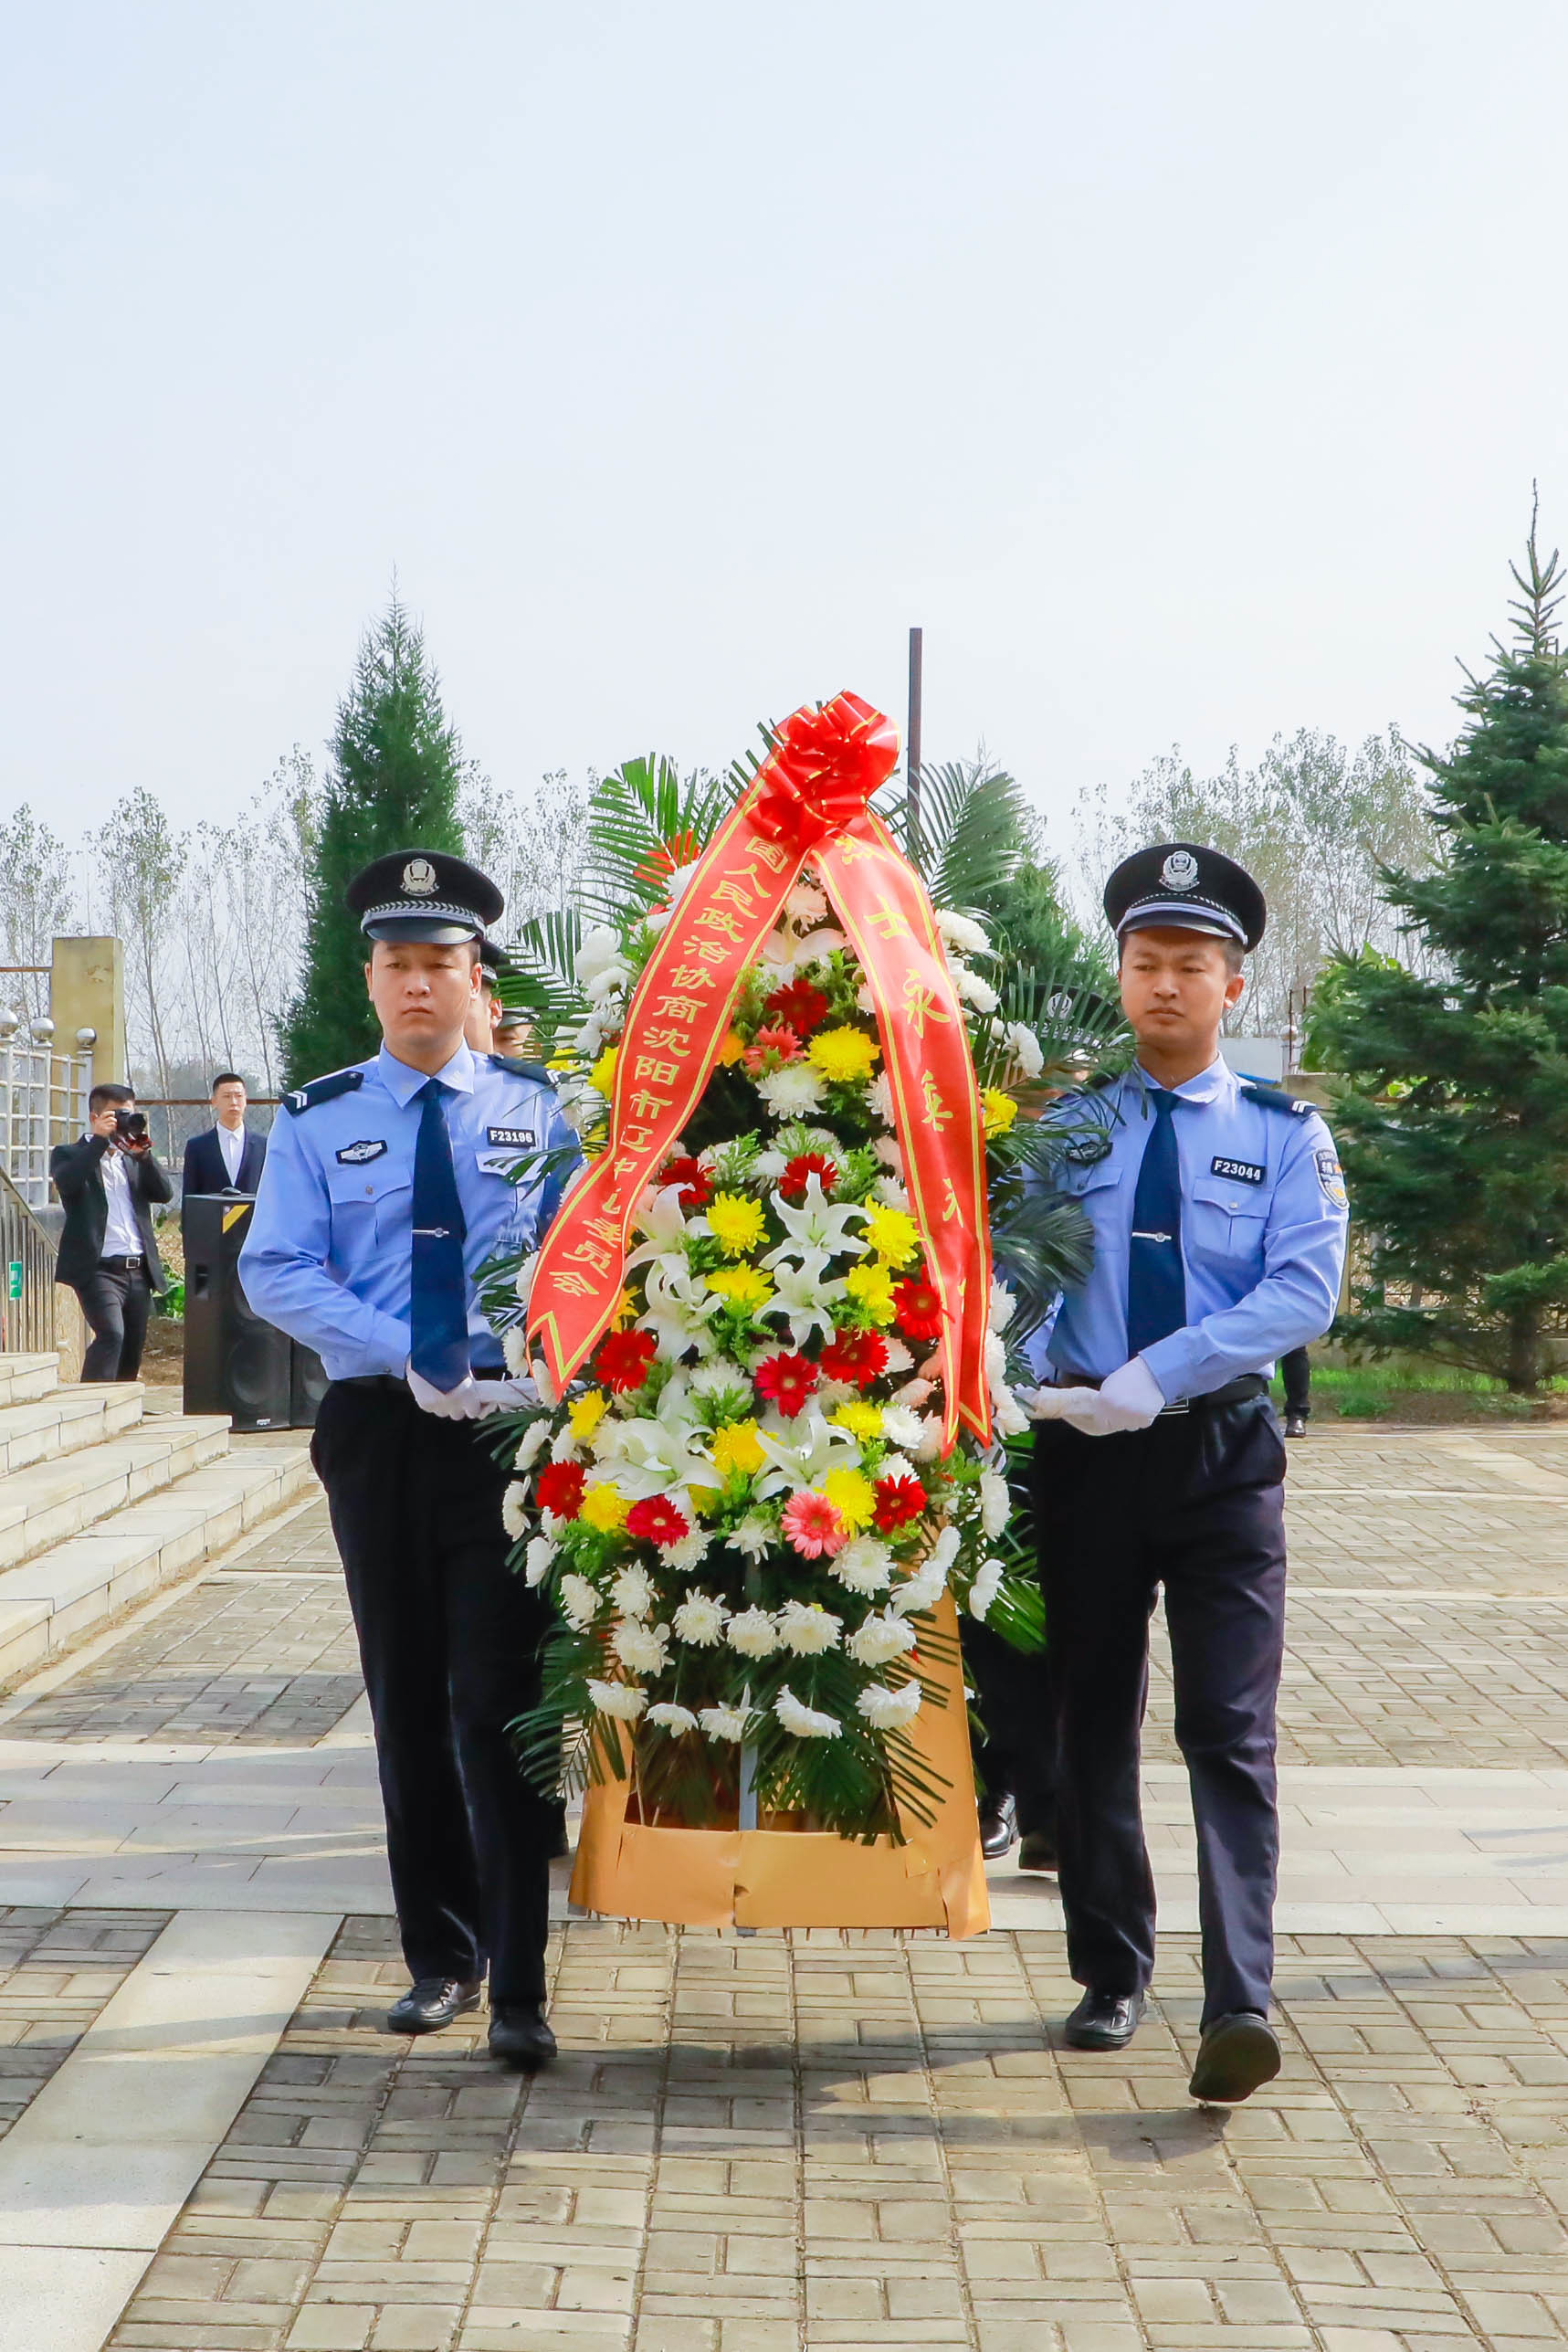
[
  {"left": 781, "top": 1490, "right": 847, "bottom": 1559},
  {"left": 742, "top": 1023, "right": 800, "bottom": 1076}
]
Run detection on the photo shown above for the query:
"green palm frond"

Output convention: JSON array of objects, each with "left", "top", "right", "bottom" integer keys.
[
  {"left": 576, "top": 756, "right": 736, "bottom": 933},
  {"left": 497, "top": 907, "right": 587, "bottom": 1060},
  {"left": 876, "top": 759, "right": 1031, "bottom": 913}
]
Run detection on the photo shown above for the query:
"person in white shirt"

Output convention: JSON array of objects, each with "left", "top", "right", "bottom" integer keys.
[
  {"left": 182, "top": 1072, "right": 267, "bottom": 1208},
  {"left": 48, "top": 1085, "right": 173, "bottom": 1381}
]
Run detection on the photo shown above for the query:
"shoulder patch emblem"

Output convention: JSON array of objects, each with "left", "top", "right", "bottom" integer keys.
[
  {"left": 1239, "top": 1081, "right": 1310, "bottom": 1116},
  {"left": 486, "top": 1125, "right": 536, "bottom": 1150},
  {"left": 283, "top": 1069, "right": 365, "bottom": 1117},
  {"left": 1212, "top": 1155, "right": 1265, "bottom": 1186},
  {"left": 335, "top": 1138, "right": 387, "bottom": 1165},
  {"left": 1062, "top": 1132, "right": 1113, "bottom": 1168},
  {"left": 1315, "top": 1148, "right": 1347, "bottom": 1208}
]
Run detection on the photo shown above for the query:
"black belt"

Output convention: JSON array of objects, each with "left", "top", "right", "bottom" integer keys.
[
  {"left": 98, "top": 1254, "right": 144, "bottom": 1271},
  {"left": 1053, "top": 1370, "right": 1268, "bottom": 1417},
  {"left": 335, "top": 1367, "right": 510, "bottom": 1394}
]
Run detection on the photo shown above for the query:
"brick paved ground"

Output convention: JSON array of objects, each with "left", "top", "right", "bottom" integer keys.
[{"left": 0, "top": 1905, "right": 168, "bottom": 2139}]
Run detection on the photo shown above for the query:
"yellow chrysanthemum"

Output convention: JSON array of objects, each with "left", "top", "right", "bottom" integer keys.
[
  {"left": 824, "top": 1466, "right": 877, "bottom": 1532},
  {"left": 845, "top": 1262, "right": 896, "bottom": 1325},
  {"left": 982, "top": 1087, "right": 1018, "bottom": 1134},
  {"left": 569, "top": 1388, "right": 610, "bottom": 1442},
  {"left": 705, "top": 1266, "right": 774, "bottom": 1312},
  {"left": 589, "top": 1046, "right": 618, "bottom": 1097},
  {"left": 580, "top": 1482, "right": 629, "bottom": 1534},
  {"left": 710, "top": 1419, "right": 766, "bottom": 1479},
  {"left": 831, "top": 1399, "right": 884, "bottom": 1441},
  {"left": 718, "top": 1028, "right": 746, "bottom": 1067},
  {"left": 863, "top": 1202, "right": 921, "bottom": 1269},
  {"left": 806, "top": 1025, "right": 879, "bottom": 1084},
  {"left": 706, "top": 1191, "right": 768, "bottom": 1259}
]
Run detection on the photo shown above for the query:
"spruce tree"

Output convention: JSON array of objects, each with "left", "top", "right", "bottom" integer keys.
[
  {"left": 281, "top": 597, "right": 468, "bottom": 1083},
  {"left": 1310, "top": 512, "right": 1568, "bottom": 1391}
]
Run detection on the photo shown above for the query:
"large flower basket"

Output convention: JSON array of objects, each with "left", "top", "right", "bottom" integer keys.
[{"left": 498, "top": 691, "right": 1078, "bottom": 1937}]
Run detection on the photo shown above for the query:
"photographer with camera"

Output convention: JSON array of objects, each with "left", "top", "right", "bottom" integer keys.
[{"left": 49, "top": 1083, "right": 172, "bottom": 1382}]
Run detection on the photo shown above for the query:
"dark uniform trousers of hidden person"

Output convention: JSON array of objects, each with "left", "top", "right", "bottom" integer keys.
[
  {"left": 310, "top": 1377, "right": 556, "bottom": 2005},
  {"left": 1036, "top": 1392, "right": 1287, "bottom": 2028}
]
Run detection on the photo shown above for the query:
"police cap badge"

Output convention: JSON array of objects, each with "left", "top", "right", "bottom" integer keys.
[
  {"left": 1103, "top": 840, "right": 1267, "bottom": 953},
  {"left": 345, "top": 849, "right": 504, "bottom": 945}
]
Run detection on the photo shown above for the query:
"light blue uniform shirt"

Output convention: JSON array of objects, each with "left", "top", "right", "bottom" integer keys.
[
  {"left": 1026, "top": 1055, "right": 1348, "bottom": 1403},
  {"left": 240, "top": 1042, "right": 580, "bottom": 1382}
]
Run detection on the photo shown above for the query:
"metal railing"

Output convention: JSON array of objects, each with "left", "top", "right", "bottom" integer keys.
[
  {"left": 0, "top": 1042, "right": 92, "bottom": 1210},
  {"left": 0, "top": 1165, "right": 61, "bottom": 1355}
]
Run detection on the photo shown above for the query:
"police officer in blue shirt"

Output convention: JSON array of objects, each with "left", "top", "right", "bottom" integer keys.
[
  {"left": 1024, "top": 842, "right": 1347, "bottom": 2104},
  {"left": 241, "top": 849, "right": 579, "bottom": 2071}
]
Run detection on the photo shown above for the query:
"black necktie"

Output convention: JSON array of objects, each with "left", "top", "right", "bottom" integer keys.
[
  {"left": 1126, "top": 1088, "right": 1186, "bottom": 1355},
  {"left": 409, "top": 1080, "right": 469, "bottom": 1391}
]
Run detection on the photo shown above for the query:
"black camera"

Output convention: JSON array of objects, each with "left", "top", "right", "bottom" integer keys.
[{"left": 113, "top": 1108, "right": 149, "bottom": 1144}]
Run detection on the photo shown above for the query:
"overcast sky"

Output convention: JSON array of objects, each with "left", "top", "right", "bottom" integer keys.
[{"left": 4, "top": 1, "right": 1564, "bottom": 851}]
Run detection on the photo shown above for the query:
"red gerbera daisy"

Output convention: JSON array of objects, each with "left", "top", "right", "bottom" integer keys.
[
  {"left": 594, "top": 1329, "right": 659, "bottom": 1393},
  {"left": 779, "top": 1150, "right": 838, "bottom": 1204},
  {"left": 626, "top": 1495, "right": 691, "bottom": 1547},
  {"left": 892, "top": 1275, "right": 945, "bottom": 1341},
  {"left": 753, "top": 1350, "right": 820, "bottom": 1419},
  {"left": 874, "top": 1473, "right": 928, "bottom": 1532},
  {"left": 819, "top": 1327, "right": 889, "bottom": 1389},
  {"left": 661, "top": 1155, "right": 712, "bottom": 1210},
  {"left": 764, "top": 977, "right": 829, "bottom": 1036},
  {"left": 534, "top": 1460, "right": 587, "bottom": 1520}
]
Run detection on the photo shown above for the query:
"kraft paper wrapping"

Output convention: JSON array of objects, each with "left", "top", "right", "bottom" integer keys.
[{"left": 569, "top": 1593, "right": 990, "bottom": 1936}]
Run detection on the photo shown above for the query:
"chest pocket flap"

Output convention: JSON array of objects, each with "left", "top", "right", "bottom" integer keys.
[
  {"left": 1058, "top": 1155, "right": 1123, "bottom": 1200},
  {"left": 1190, "top": 1169, "right": 1268, "bottom": 1219},
  {"left": 326, "top": 1153, "right": 408, "bottom": 1207}
]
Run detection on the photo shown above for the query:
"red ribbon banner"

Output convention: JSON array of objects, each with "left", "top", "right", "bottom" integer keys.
[{"left": 527, "top": 691, "right": 994, "bottom": 1450}]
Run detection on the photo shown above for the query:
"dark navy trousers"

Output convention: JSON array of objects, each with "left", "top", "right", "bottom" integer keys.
[{"left": 1035, "top": 1397, "right": 1288, "bottom": 2025}]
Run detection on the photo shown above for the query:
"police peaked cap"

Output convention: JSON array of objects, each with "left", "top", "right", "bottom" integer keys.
[
  {"left": 478, "top": 934, "right": 512, "bottom": 981},
  {"left": 1103, "top": 842, "right": 1267, "bottom": 952},
  {"left": 346, "top": 849, "right": 504, "bottom": 944}
]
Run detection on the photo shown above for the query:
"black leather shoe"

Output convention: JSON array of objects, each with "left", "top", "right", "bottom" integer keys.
[
  {"left": 489, "top": 1999, "right": 557, "bottom": 2071},
  {"left": 386, "top": 1976, "right": 483, "bottom": 2034},
  {"left": 1188, "top": 2010, "right": 1281, "bottom": 2104},
  {"left": 979, "top": 1793, "right": 1017, "bottom": 1860},
  {"left": 1284, "top": 1413, "right": 1308, "bottom": 1439},
  {"left": 1063, "top": 1988, "right": 1145, "bottom": 2050},
  {"left": 1017, "top": 1830, "right": 1059, "bottom": 1873}
]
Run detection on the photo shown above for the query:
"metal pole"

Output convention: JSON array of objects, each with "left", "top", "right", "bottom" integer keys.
[{"left": 907, "top": 625, "right": 923, "bottom": 850}]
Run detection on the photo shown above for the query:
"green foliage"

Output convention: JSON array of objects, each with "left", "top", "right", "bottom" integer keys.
[
  {"left": 280, "top": 598, "right": 469, "bottom": 1084},
  {"left": 1310, "top": 513, "right": 1568, "bottom": 1390}
]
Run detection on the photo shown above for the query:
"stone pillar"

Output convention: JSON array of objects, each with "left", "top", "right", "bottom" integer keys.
[{"left": 49, "top": 937, "right": 126, "bottom": 1089}]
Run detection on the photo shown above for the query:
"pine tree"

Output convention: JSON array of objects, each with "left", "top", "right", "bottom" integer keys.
[
  {"left": 281, "top": 597, "right": 469, "bottom": 1083},
  {"left": 1310, "top": 509, "right": 1568, "bottom": 1390}
]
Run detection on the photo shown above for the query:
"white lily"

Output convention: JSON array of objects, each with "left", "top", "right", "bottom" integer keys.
[
  {"left": 639, "top": 1257, "right": 722, "bottom": 1356},
  {"left": 762, "top": 1176, "right": 868, "bottom": 1277},
  {"left": 753, "top": 1408, "right": 863, "bottom": 1498},
  {"left": 623, "top": 1184, "right": 690, "bottom": 1281},
  {"left": 609, "top": 1378, "right": 725, "bottom": 1501},
  {"left": 761, "top": 1260, "right": 847, "bottom": 1348}
]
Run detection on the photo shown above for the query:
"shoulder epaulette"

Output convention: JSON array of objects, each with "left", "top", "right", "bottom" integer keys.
[
  {"left": 489, "top": 1053, "right": 556, "bottom": 1088},
  {"left": 1239, "top": 1080, "right": 1311, "bottom": 1116},
  {"left": 283, "top": 1069, "right": 365, "bottom": 1117}
]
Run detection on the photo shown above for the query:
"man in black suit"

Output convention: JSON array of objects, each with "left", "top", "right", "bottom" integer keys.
[
  {"left": 50, "top": 1083, "right": 173, "bottom": 1382},
  {"left": 182, "top": 1071, "right": 267, "bottom": 1204}
]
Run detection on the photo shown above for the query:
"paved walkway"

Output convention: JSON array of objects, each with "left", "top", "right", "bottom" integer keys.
[{"left": 0, "top": 1429, "right": 1565, "bottom": 2347}]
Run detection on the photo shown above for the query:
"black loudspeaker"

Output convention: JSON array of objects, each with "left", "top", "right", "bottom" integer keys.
[
  {"left": 183, "top": 1194, "right": 294, "bottom": 1431},
  {"left": 289, "top": 1338, "right": 329, "bottom": 1429}
]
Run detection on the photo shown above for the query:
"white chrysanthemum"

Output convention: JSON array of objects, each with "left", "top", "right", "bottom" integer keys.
[
  {"left": 858, "top": 1680, "right": 923, "bottom": 1727},
  {"left": 989, "top": 1280, "right": 1017, "bottom": 1335},
  {"left": 993, "top": 1387, "right": 1032, "bottom": 1439},
  {"left": 559, "top": 1572, "right": 600, "bottom": 1630},
  {"left": 646, "top": 1702, "right": 698, "bottom": 1734},
  {"left": 1005, "top": 1020, "right": 1045, "bottom": 1079},
  {"left": 514, "top": 1253, "right": 540, "bottom": 1305},
  {"left": 879, "top": 1405, "right": 923, "bottom": 1450},
  {"left": 584, "top": 963, "right": 631, "bottom": 1007},
  {"left": 661, "top": 1528, "right": 710, "bottom": 1573},
  {"left": 757, "top": 1064, "right": 827, "bottom": 1118},
  {"left": 847, "top": 1608, "right": 918, "bottom": 1667},
  {"left": 813, "top": 1376, "right": 857, "bottom": 1410},
  {"left": 879, "top": 1450, "right": 917, "bottom": 1485},
  {"left": 882, "top": 1337, "right": 914, "bottom": 1375},
  {"left": 612, "top": 1617, "right": 669, "bottom": 1676},
  {"left": 893, "top": 1375, "right": 934, "bottom": 1406},
  {"left": 936, "top": 909, "right": 992, "bottom": 956},
  {"left": 753, "top": 1148, "right": 788, "bottom": 1181},
  {"left": 786, "top": 880, "right": 827, "bottom": 924},
  {"left": 727, "top": 1606, "right": 781, "bottom": 1658},
  {"left": 892, "top": 1538, "right": 951, "bottom": 1618},
  {"left": 699, "top": 1703, "right": 750, "bottom": 1741},
  {"left": 523, "top": 1535, "right": 555, "bottom": 1587},
  {"left": 568, "top": 1012, "right": 605, "bottom": 1056},
  {"left": 952, "top": 965, "right": 1000, "bottom": 1014},
  {"left": 777, "top": 1598, "right": 842, "bottom": 1655},
  {"left": 912, "top": 1417, "right": 944, "bottom": 1462},
  {"left": 502, "top": 1326, "right": 531, "bottom": 1375},
  {"left": 587, "top": 1677, "right": 647, "bottom": 1722},
  {"left": 611, "top": 1565, "right": 656, "bottom": 1619},
  {"left": 730, "top": 1514, "right": 775, "bottom": 1561},
  {"left": 575, "top": 924, "right": 625, "bottom": 985},
  {"left": 797, "top": 925, "right": 847, "bottom": 963},
  {"left": 549, "top": 1426, "right": 580, "bottom": 1463},
  {"left": 873, "top": 1134, "right": 905, "bottom": 1173},
  {"left": 866, "top": 1071, "right": 896, "bottom": 1124},
  {"left": 501, "top": 1481, "right": 531, "bottom": 1539},
  {"left": 774, "top": 1684, "right": 841, "bottom": 1738},
  {"left": 511, "top": 1424, "right": 549, "bottom": 1477},
  {"left": 665, "top": 860, "right": 700, "bottom": 906},
  {"left": 872, "top": 1176, "right": 912, "bottom": 1209},
  {"left": 979, "top": 1469, "right": 1011, "bottom": 1540},
  {"left": 929, "top": 1524, "right": 962, "bottom": 1576},
  {"left": 831, "top": 1535, "right": 894, "bottom": 1595},
  {"left": 671, "top": 1589, "right": 728, "bottom": 1646},
  {"left": 855, "top": 982, "right": 875, "bottom": 1014},
  {"left": 534, "top": 1358, "right": 559, "bottom": 1407},
  {"left": 968, "top": 1556, "right": 1005, "bottom": 1622},
  {"left": 689, "top": 1358, "right": 751, "bottom": 1397}
]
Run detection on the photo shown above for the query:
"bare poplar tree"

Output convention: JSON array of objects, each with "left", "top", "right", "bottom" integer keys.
[{"left": 94, "top": 787, "right": 188, "bottom": 1121}]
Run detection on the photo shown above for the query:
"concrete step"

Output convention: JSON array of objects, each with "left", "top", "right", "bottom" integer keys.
[
  {"left": 0, "top": 1441, "right": 318, "bottom": 1688},
  {"left": 0, "top": 1383, "right": 146, "bottom": 1478},
  {"left": 0, "top": 1418, "right": 233, "bottom": 1575},
  {"left": 0, "top": 1355, "right": 60, "bottom": 1408}
]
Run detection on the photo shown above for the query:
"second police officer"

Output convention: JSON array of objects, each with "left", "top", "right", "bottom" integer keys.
[
  {"left": 242, "top": 850, "right": 579, "bottom": 2071},
  {"left": 1024, "top": 842, "right": 1347, "bottom": 2104}
]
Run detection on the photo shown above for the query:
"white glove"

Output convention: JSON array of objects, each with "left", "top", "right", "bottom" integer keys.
[
  {"left": 1024, "top": 1385, "right": 1110, "bottom": 1431},
  {"left": 1091, "top": 1356, "right": 1166, "bottom": 1433},
  {"left": 406, "top": 1368, "right": 539, "bottom": 1420}
]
